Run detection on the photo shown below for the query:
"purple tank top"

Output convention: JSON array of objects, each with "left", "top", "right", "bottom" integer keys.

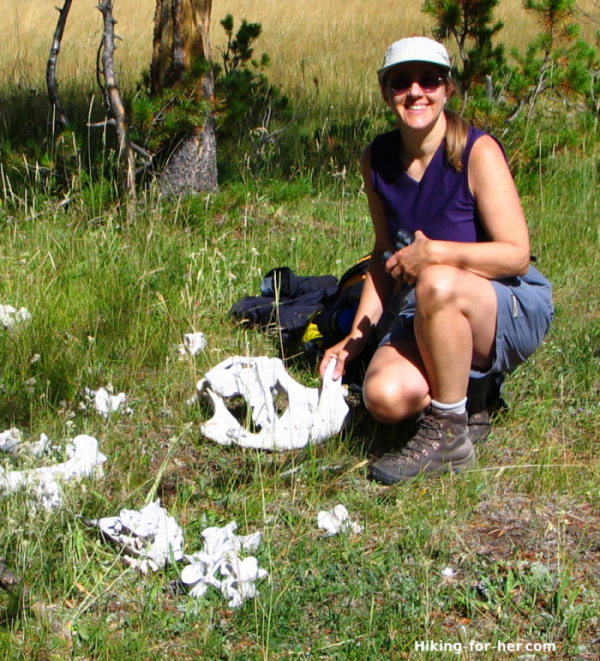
[{"left": 370, "top": 125, "right": 494, "bottom": 244}]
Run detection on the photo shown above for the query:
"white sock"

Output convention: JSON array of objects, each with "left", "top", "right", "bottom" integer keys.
[{"left": 431, "top": 397, "right": 467, "bottom": 416}]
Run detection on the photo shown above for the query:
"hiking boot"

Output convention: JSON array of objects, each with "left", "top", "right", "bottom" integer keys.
[
  {"left": 467, "top": 409, "right": 492, "bottom": 444},
  {"left": 466, "top": 372, "right": 505, "bottom": 444},
  {"left": 369, "top": 407, "right": 475, "bottom": 485}
]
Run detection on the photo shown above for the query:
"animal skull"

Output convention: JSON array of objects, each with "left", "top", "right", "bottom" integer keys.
[{"left": 197, "top": 356, "right": 349, "bottom": 451}]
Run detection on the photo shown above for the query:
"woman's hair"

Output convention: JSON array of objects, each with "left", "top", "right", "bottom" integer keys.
[
  {"left": 441, "top": 71, "right": 469, "bottom": 172},
  {"left": 444, "top": 109, "right": 470, "bottom": 172}
]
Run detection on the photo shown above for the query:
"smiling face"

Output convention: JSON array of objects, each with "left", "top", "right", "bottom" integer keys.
[{"left": 381, "top": 61, "right": 451, "bottom": 136}]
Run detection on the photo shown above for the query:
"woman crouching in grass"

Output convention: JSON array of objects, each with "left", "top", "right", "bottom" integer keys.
[{"left": 319, "top": 37, "right": 553, "bottom": 485}]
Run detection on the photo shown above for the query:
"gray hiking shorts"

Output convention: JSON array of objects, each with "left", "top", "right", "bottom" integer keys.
[{"left": 379, "top": 265, "right": 554, "bottom": 379}]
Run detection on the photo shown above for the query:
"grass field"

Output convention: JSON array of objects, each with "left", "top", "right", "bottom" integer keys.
[
  {"left": 0, "top": 154, "right": 599, "bottom": 660},
  {"left": 5, "top": 0, "right": 600, "bottom": 97},
  {"left": 1, "top": 1, "right": 600, "bottom": 660}
]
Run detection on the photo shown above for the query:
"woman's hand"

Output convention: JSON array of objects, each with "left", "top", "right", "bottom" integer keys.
[
  {"left": 383, "top": 230, "right": 432, "bottom": 284},
  {"left": 319, "top": 334, "right": 367, "bottom": 381}
]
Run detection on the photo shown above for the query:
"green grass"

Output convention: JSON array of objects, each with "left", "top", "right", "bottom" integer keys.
[{"left": 0, "top": 147, "right": 599, "bottom": 661}]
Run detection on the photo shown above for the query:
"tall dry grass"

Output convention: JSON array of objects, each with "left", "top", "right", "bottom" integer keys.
[
  {"left": 4, "top": 0, "right": 600, "bottom": 100},
  {"left": 3, "top": 0, "right": 154, "bottom": 92}
]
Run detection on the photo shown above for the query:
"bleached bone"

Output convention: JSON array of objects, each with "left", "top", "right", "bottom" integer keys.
[
  {"left": 197, "top": 357, "right": 349, "bottom": 451},
  {"left": 178, "top": 332, "right": 207, "bottom": 356},
  {"left": 0, "top": 428, "right": 23, "bottom": 455},
  {"left": 181, "top": 521, "right": 267, "bottom": 607},
  {"left": 0, "top": 305, "right": 32, "bottom": 329},
  {"left": 0, "top": 435, "right": 107, "bottom": 510},
  {"left": 90, "top": 499, "right": 184, "bottom": 574},
  {"left": 317, "top": 504, "right": 363, "bottom": 536},
  {"left": 1, "top": 429, "right": 52, "bottom": 459},
  {"left": 84, "top": 387, "right": 129, "bottom": 418}
]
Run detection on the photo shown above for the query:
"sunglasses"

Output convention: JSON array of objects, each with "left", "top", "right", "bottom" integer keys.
[{"left": 388, "top": 74, "right": 445, "bottom": 95}]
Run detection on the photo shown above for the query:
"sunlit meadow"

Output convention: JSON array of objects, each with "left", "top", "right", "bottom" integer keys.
[{"left": 0, "top": 2, "right": 599, "bottom": 660}]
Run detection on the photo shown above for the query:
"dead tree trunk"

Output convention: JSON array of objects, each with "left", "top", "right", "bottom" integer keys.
[
  {"left": 46, "top": 0, "right": 73, "bottom": 132},
  {"left": 151, "top": 0, "right": 218, "bottom": 196},
  {"left": 97, "top": 0, "right": 137, "bottom": 215}
]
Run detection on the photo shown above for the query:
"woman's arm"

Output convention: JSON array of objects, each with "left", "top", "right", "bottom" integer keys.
[
  {"left": 319, "top": 146, "right": 396, "bottom": 379},
  {"left": 385, "top": 135, "right": 531, "bottom": 283}
]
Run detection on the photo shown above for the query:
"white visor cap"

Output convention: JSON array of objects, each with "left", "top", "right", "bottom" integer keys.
[{"left": 378, "top": 37, "right": 451, "bottom": 83}]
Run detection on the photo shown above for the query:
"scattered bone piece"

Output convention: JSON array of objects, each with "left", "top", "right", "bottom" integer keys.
[
  {"left": 86, "top": 387, "right": 129, "bottom": 418},
  {"left": 197, "top": 356, "right": 349, "bottom": 451},
  {"left": 317, "top": 504, "right": 363, "bottom": 536},
  {"left": 1, "top": 429, "right": 51, "bottom": 458},
  {"left": 180, "top": 560, "right": 221, "bottom": 598},
  {"left": 0, "top": 435, "right": 107, "bottom": 510},
  {"left": 0, "top": 305, "right": 32, "bottom": 329},
  {"left": 20, "top": 433, "right": 52, "bottom": 458},
  {"left": 91, "top": 499, "right": 184, "bottom": 573},
  {"left": 219, "top": 555, "right": 268, "bottom": 609},
  {"left": 0, "top": 428, "right": 23, "bottom": 455},
  {"left": 182, "top": 521, "right": 267, "bottom": 608},
  {"left": 3, "top": 432, "right": 52, "bottom": 459},
  {"left": 178, "top": 332, "right": 207, "bottom": 356}
]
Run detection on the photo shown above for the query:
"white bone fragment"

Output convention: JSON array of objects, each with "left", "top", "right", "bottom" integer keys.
[
  {"left": 0, "top": 435, "right": 107, "bottom": 510},
  {"left": 92, "top": 499, "right": 184, "bottom": 572},
  {"left": 317, "top": 504, "right": 363, "bottom": 536},
  {"left": 0, "top": 305, "right": 32, "bottom": 328},
  {"left": 1, "top": 431, "right": 52, "bottom": 458},
  {"left": 219, "top": 556, "right": 268, "bottom": 609},
  {"left": 93, "top": 388, "right": 127, "bottom": 418},
  {"left": 180, "top": 557, "right": 222, "bottom": 597},
  {"left": 15, "top": 433, "right": 51, "bottom": 458},
  {"left": 84, "top": 387, "right": 129, "bottom": 418},
  {"left": 0, "top": 428, "right": 23, "bottom": 455},
  {"left": 178, "top": 332, "right": 207, "bottom": 356},
  {"left": 122, "top": 556, "right": 159, "bottom": 575},
  {"left": 27, "top": 433, "right": 51, "bottom": 458},
  {"left": 181, "top": 521, "right": 267, "bottom": 607},
  {"left": 197, "top": 356, "right": 349, "bottom": 451}
]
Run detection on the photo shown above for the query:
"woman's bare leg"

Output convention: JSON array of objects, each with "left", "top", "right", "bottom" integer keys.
[
  {"left": 363, "top": 341, "right": 430, "bottom": 423},
  {"left": 414, "top": 265, "right": 497, "bottom": 404},
  {"left": 365, "top": 265, "right": 499, "bottom": 484}
]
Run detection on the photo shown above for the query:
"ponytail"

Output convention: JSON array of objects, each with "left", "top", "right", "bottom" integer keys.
[{"left": 444, "top": 109, "right": 470, "bottom": 172}]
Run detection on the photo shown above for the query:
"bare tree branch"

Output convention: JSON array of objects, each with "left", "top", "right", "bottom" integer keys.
[
  {"left": 46, "top": 0, "right": 73, "bottom": 132},
  {"left": 87, "top": 119, "right": 116, "bottom": 128},
  {"left": 97, "top": 0, "right": 137, "bottom": 214},
  {"left": 577, "top": 3, "right": 600, "bottom": 23},
  {"left": 526, "top": 56, "right": 552, "bottom": 126},
  {"left": 131, "top": 143, "right": 153, "bottom": 160}
]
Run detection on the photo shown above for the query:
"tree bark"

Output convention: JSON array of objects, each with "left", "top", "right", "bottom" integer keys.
[
  {"left": 151, "top": 0, "right": 167, "bottom": 94},
  {"left": 159, "top": 75, "right": 218, "bottom": 195},
  {"left": 151, "top": 0, "right": 217, "bottom": 195},
  {"left": 46, "top": 0, "right": 73, "bottom": 132},
  {"left": 171, "top": 0, "right": 186, "bottom": 85}
]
